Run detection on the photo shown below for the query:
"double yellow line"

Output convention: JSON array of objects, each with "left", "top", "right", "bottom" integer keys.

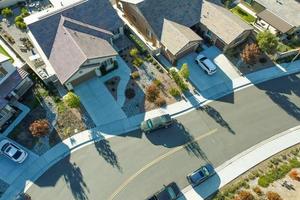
[{"left": 109, "top": 128, "right": 218, "bottom": 200}]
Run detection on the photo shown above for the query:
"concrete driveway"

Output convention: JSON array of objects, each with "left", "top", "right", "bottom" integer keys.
[
  {"left": 0, "top": 137, "right": 39, "bottom": 185},
  {"left": 177, "top": 47, "right": 240, "bottom": 99},
  {"left": 74, "top": 57, "right": 130, "bottom": 127}
]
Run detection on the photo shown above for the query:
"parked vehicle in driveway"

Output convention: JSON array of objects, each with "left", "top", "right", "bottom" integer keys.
[
  {"left": 140, "top": 114, "right": 174, "bottom": 133},
  {"left": 195, "top": 54, "right": 217, "bottom": 75},
  {"left": 146, "top": 182, "right": 180, "bottom": 200},
  {"left": 187, "top": 164, "right": 215, "bottom": 186},
  {"left": 0, "top": 139, "right": 28, "bottom": 163}
]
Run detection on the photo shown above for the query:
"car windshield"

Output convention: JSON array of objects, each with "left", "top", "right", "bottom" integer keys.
[
  {"left": 147, "top": 120, "right": 153, "bottom": 129},
  {"left": 200, "top": 57, "right": 207, "bottom": 61},
  {"left": 166, "top": 187, "right": 176, "bottom": 199},
  {"left": 1, "top": 143, "right": 9, "bottom": 151},
  {"left": 202, "top": 167, "right": 210, "bottom": 176},
  {"left": 12, "top": 150, "right": 22, "bottom": 159}
]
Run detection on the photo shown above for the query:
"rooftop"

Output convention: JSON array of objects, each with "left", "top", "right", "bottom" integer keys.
[{"left": 255, "top": 0, "right": 300, "bottom": 27}]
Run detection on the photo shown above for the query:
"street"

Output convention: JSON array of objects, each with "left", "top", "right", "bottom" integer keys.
[{"left": 27, "top": 73, "right": 300, "bottom": 200}]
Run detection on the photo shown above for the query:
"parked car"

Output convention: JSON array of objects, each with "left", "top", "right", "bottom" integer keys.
[
  {"left": 140, "top": 114, "right": 174, "bottom": 133},
  {"left": 0, "top": 139, "right": 28, "bottom": 163},
  {"left": 187, "top": 164, "right": 215, "bottom": 186},
  {"left": 146, "top": 182, "right": 180, "bottom": 200},
  {"left": 195, "top": 54, "right": 217, "bottom": 75}
]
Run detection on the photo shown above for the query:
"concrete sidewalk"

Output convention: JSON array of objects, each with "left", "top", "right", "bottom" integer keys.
[{"left": 179, "top": 125, "right": 300, "bottom": 200}]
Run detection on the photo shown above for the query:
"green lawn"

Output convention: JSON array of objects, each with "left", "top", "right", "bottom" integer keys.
[
  {"left": 230, "top": 6, "right": 256, "bottom": 23},
  {"left": 0, "top": 45, "right": 14, "bottom": 63}
]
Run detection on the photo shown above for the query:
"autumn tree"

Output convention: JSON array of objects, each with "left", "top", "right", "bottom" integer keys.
[
  {"left": 240, "top": 43, "right": 261, "bottom": 65},
  {"left": 146, "top": 83, "right": 160, "bottom": 102},
  {"left": 29, "top": 119, "right": 50, "bottom": 137}
]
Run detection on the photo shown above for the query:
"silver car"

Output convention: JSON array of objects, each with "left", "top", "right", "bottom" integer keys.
[
  {"left": 195, "top": 54, "right": 217, "bottom": 75},
  {"left": 0, "top": 139, "right": 28, "bottom": 163}
]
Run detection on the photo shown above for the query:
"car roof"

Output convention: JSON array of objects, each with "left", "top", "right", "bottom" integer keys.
[{"left": 202, "top": 59, "right": 216, "bottom": 70}]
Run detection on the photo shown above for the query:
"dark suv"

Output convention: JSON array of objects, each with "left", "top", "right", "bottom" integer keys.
[{"left": 147, "top": 182, "right": 180, "bottom": 200}]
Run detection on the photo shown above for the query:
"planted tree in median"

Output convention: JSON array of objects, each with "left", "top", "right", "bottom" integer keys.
[
  {"left": 29, "top": 119, "right": 50, "bottom": 137},
  {"left": 63, "top": 92, "right": 80, "bottom": 108},
  {"left": 256, "top": 31, "right": 278, "bottom": 54},
  {"left": 240, "top": 43, "right": 261, "bottom": 65},
  {"left": 179, "top": 63, "right": 190, "bottom": 79}
]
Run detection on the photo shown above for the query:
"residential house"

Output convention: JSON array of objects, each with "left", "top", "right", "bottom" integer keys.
[
  {"left": 245, "top": 0, "right": 300, "bottom": 38},
  {"left": 117, "top": 0, "right": 253, "bottom": 63},
  {"left": 26, "top": 0, "right": 124, "bottom": 90},
  {"left": 0, "top": 54, "right": 33, "bottom": 130}
]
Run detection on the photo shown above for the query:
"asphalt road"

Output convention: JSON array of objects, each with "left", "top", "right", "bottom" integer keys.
[{"left": 27, "top": 73, "right": 300, "bottom": 200}]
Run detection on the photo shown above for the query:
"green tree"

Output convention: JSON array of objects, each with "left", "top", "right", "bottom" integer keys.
[
  {"left": 256, "top": 31, "right": 278, "bottom": 54},
  {"left": 1, "top": 8, "right": 13, "bottom": 17},
  {"left": 129, "top": 48, "right": 139, "bottom": 57},
  {"left": 63, "top": 92, "right": 80, "bottom": 108},
  {"left": 179, "top": 63, "right": 190, "bottom": 79}
]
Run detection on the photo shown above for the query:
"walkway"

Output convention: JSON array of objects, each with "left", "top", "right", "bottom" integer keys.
[
  {"left": 237, "top": 3, "right": 257, "bottom": 17},
  {"left": 0, "top": 39, "right": 24, "bottom": 68},
  {"left": 179, "top": 125, "right": 300, "bottom": 200}
]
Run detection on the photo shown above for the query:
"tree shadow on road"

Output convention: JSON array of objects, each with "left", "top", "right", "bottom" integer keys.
[
  {"left": 94, "top": 139, "right": 122, "bottom": 172},
  {"left": 199, "top": 105, "right": 236, "bottom": 134}
]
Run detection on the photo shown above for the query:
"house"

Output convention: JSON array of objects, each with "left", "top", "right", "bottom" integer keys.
[
  {"left": 245, "top": 0, "right": 300, "bottom": 37},
  {"left": 26, "top": 0, "right": 124, "bottom": 90},
  {"left": 0, "top": 54, "right": 33, "bottom": 130},
  {"left": 117, "top": 0, "right": 253, "bottom": 63}
]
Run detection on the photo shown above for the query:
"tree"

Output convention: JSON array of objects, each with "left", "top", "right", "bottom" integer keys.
[
  {"left": 240, "top": 43, "right": 261, "bottom": 65},
  {"left": 29, "top": 119, "right": 50, "bottom": 137},
  {"left": 129, "top": 48, "right": 139, "bottom": 57},
  {"left": 179, "top": 63, "right": 190, "bottom": 79},
  {"left": 146, "top": 83, "right": 160, "bottom": 102},
  {"left": 64, "top": 92, "right": 80, "bottom": 108},
  {"left": 256, "top": 31, "right": 279, "bottom": 54},
  {"left": 1, "top": 8, "right": 12, "bottom": 17}
]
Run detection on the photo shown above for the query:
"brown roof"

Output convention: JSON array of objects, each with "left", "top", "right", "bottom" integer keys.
[{"left": 257, "top": 10, "right": 293, "bottom": 33}]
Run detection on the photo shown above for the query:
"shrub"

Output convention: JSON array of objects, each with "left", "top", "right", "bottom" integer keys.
[
  {"left": 15, "top": 15, "right": 24, "bottom": 23},
  {"left": 29, "top": 119, "right": 50, "bottom": 137},
  {"left": 131, "top": 71, "right": 140, "bottom": 79},
  {"left": 258, "top": 175, "right": 270, "bottom": 188},
  {"left": 253, "top": 186, "right": 263, "bottom": 196},
  {"left": 235, "top": 191, "right": 254, "bottom": 200},
  {"left": 15, "top": 21, "right": 27, "bottom": 29},
  {"left": 1, "top": 7, "right": 13, "bottom": 17},
  {"left": 179, "top": 63, "right": 190, "bottom": 79},
  {"left": 240, "top": 43, "right": 260, "bottom": 65},
  {"left": 170, "top": 69, "right": 189, "bottom": 91},
  {"left": 21, "top": 7, "right": 29, "bottom": 17},
  {"left": 125, "top": 88, "right": 135, "bottom": 99},
  {"left": 146, "top": 84, "right": 160, "bottom": 102},
  {"left": 153, "top": 79, "right": 162, "bottom": 87},
  {"left": 266, "top": 191, "right": 283, "bottom": 200},
  {"left": 63, "top": 92, "right": 80, "bottom": 108},
  {"left": 289, "top": 169, "right": 300, "bottom": 181},
  {"left": 155, "top": 97, "right": 166, "bottom": 107},
  {"left": 132, "top": 57, "right": 143, "bottom": 67},
  {"left": 289, "top": 157, "right": 300, "bottom": 168},
  {"left": 256, "top": 31, "right": 279, "bottom": 54},
  {"left": 129, "top": 34, "right": 147, "bottom": 53},
  {"left": 169, "top": 87, "right": 181, "bottom": 97},
  {"left": 130, "top": 48, "right": 139, "bottom": 57}
]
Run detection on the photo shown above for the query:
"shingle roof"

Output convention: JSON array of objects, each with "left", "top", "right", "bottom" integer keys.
[
  {"left": 200, "top": 0, "right": 253, "bottom": 45},
  {"left": 257, "top": 10, "right": 293, "bottom": 33},
  {"left": 0, "top": 68, "right": 28, "bottom": 109},
  {"left": 161, "top": 19, "right": 202, "bottom": 56},
  {"left": 28, "top": 0, "right": 122, "bottom": 83},
  {"left": 135, "top": 0, "right": 202, "bottom": 39}
]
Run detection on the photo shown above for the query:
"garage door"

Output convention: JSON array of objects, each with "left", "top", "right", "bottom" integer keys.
[
  {"left": 71, "top": 70, "right": 96, "bottom": 87},
  {"left": 177, "top": 42, "right": 199, "bottom": 60}
]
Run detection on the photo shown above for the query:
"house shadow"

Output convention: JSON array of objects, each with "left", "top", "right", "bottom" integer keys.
[
  {"left": 254, "top": 74, "right": 300, "bottom": 121},
  {"left": 145, "top": 122, "right": 209, "bottom": 160},
  {"left": 198, "top": 105, "right": 236, "bottom": 134}
]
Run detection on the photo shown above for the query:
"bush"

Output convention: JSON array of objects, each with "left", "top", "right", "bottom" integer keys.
[
  {"left": 153, "top": 79, "right": 162, "bottom": 87},
  {"left": 235, "top": 191, "right": 254, "bottom": 200},
  {"left": 131, "top": 71, "right": 140, "bottom": 79},
  {"left": 266, "top": 191, "right": 283, "bottom": 200},
  {"left": 256, "top": 31, "right": 279, "bottom": 54},
  {"left": 179, "top": 63, "right": 190, "bottom": 79},
  {"left": 169, "top": 88, "right": 181, "bottom": 97},
  {"left": 29, "top": 119, "right": 50, "bottom": 137},
  {"left": 146, "top": 84, "right": 160, "bottom": 102},
  {"left": 20, "top": 7, "right": 29, "bottom": 17},
  {"left": 258, "top": 176, "right": 270, "bottom": 188},
  {"left": 129, "top": 34, "right": 147, "bottom": 53},
  {"left": 130, "top": 48, "right": 139, "bottom": 57},
  {"left": 289, "top": 157, "right": 300, "bottom": 168},
  {"left": 15, "top": 15, "right": 24, "bottom": 23},
  {"left": 155, "top": 97, "right": 166, "bottom": 107},
  {"left": 170, "top": 69, "right": 189, "bottom": 91},
  {"left": 253, "top": 186, "right": 263, "bottom": 196},
  {"left": 240, "top": 43, "right": 260, "bottom": 65},
  {"left": 132, "top": 57, "right": 143, "bottom": 67},
  {"left": 15, "top": 21, "right": 27, "bottom": 29},
  {"left": 63, "top": 92, "right": 80, "bottom": 108},
  {"left": 1, "top": 7, "right": 13, "bottom": 17}
]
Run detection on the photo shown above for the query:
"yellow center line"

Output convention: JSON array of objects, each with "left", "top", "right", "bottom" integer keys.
[{"left": 109, "top": 128, "right": 218, "bottom": 200}]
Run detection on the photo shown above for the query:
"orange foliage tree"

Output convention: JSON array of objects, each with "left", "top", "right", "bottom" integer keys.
[{"left": 29, "top": 119, "right": 50, "bottom": 137}]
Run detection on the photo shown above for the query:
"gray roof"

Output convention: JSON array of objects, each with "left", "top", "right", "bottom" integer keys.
[
  {"left": 28, "top": 0, "right": 122, "bottom": 83},
  {"left": 135, "top": 0, "right": 202, "bottom": 39},
  {"left": 200, "top": 0, "right": 253, "bottom": 45},
  {"left": 255, "top": 0, "right": 300, "bottom": 27},
  {"left": 257, "top": 10, "right": 293, "bottom": 33},
  {"left": 161, "top": 19, "right": 202, "bottom": 55}
]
